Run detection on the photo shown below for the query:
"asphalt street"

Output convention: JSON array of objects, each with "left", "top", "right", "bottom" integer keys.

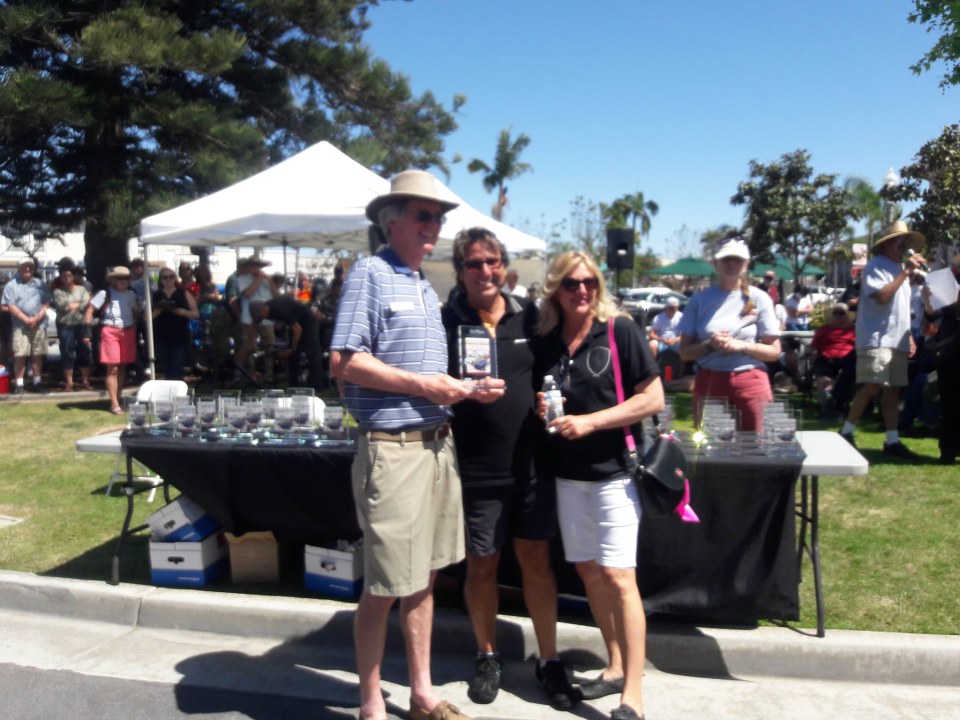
[{"left": 1, "top": 571, "right": 958, "bottom": 720}]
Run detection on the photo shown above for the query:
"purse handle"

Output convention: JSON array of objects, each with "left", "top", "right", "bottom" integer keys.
[
  {"left": 610, "top": 318, "right": 700, "bottom": 524},
  {"left": 608, "top": 318, "right": 659, "bottom": 462}
]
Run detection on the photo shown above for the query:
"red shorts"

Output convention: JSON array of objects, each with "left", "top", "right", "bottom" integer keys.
[
  {"left": 100, "top": 325, "right": 137, "bottom": 365},
  {"left": 693, "top": 367, "right": 773, "bottom": 432}
]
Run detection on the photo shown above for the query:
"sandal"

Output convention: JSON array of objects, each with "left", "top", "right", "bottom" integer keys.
[
  {"left": 580, "top": 675, "right": 625, "bottom": 699},
  {"left": 110, "top": 406, "right": 124, "bottom": 416}
]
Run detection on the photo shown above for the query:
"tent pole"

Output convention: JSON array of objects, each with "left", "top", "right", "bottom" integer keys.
[{"left": 139, "top": 239, "right": 156, "bottom": 381}]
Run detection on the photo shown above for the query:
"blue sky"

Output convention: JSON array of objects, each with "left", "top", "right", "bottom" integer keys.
[{"left": 363, "top": 0, "right": 958, "bottom": 257}]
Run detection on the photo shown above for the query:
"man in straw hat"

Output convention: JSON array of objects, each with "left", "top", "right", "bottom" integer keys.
[
  {"left": 839, "top": 220, "right": 928, "bottom": 457},
  {"left": 330, "top": 171, "right": 505, "bottom": 720},
  {"left": 234, "top": 255, "right": 278, "bottom": 382}
]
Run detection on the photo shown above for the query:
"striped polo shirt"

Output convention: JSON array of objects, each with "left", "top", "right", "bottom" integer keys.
[{"left": 331, "top": 247, "right": 452, "bottom": 431}]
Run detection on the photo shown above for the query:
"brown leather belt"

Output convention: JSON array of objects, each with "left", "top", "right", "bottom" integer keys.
[{"left": 366, "top": 425, "right": 450, "bottom": 443}]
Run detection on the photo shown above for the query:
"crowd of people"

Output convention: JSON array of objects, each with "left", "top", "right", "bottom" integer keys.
[{"left": 0, "top": 254, "right": 346, "bottom": 404}]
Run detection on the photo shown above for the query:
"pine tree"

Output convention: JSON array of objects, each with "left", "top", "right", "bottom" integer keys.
[{"left": 0, "top": 1, "right": 459, "bottom": 286}]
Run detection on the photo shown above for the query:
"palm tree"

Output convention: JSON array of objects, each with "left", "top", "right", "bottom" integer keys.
[
  {"left": 467, "top": 128, "right": 533, "bottom": 221},
  {"left": 609, "top": 191, "right": 659, "bottom": 244},
  {"left": 843, "top": 176, "right": 885, "bottom": 242}
]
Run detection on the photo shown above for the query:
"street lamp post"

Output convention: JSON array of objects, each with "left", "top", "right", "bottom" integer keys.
[{"left": 883, "top": 168, "right": 900, "bottom": 226}]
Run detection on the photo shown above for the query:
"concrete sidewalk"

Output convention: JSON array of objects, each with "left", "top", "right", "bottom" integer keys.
[{"left": 1, "top": 570, "right": 959, "bottom": 720}]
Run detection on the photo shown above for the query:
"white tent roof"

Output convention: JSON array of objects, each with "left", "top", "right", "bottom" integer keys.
[{"left": 139, "top": 141, "right": 545, "bottom": 258}]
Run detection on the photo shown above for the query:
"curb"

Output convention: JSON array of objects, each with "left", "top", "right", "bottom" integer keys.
[{"left": 1, "top": 570, "right": 957, "bottom": 687}]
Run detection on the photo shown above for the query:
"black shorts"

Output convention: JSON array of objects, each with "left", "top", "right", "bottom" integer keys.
[
  {"left": 813, "top": 355, "right": 842, "bottom": 379},
  {"left": 461, "top": 473, "right": 557, "bottom": 557}
]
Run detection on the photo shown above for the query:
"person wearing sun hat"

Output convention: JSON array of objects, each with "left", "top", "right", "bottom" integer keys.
[
  {"left": 330, "top": 170, "right": 504, "bottom": 720},
  {"left": 838, "top": 220, "right": 928, "bottom": 457},
  {"left": 678, "top": 237, "right": 782, "bottom": 431},
  {"left": 234, "top": 254, "right": 278, "bottom": 382},
  {"left": 83, "top": 266, "right": 142, "bottom": 414}
]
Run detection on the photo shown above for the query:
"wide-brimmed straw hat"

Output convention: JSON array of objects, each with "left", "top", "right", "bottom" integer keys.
[
  {"left": 365, "top": 170, "right": 459, "bottom": 224},
  {"left": 106, "top": 266, "right": 131, "bottom": 281},
  {"left": 872, "top": 220, "right": 925, "bottom": 251}
]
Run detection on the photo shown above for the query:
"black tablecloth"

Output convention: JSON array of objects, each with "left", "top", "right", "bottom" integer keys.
[
  {"left": 642, "top": 452, "right": 801, "bottom": 622},
  {"left": 122, "top": 433, "right": 802, "bottom": 623},
  {"left": 502, "top": 452, "right": 803, "bottom": 624},
  {"left": 121, "top": 433, "right": 361, "bottom": 546}
]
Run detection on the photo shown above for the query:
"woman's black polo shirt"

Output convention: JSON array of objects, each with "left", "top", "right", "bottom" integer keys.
[{"left": 542, "top": 315, "right": 657, "bottom": 482}]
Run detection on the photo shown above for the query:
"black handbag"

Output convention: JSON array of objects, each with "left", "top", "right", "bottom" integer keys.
[{"left": 608, "top": 319, "right": 699, "bottom": 523}]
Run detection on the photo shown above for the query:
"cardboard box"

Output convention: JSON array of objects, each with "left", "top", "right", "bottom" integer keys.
[
  {"left": 146, "top": 495, "right": 220, "bottom": 543},
  {"left": 225, "top": 531, "right": 280, "bottom": 583},
  {"left": 304, "top": 544, "right": 364, "bottom": 598},
  {"left": 149, "top": 532, "right": 228, "bottom": 588}
]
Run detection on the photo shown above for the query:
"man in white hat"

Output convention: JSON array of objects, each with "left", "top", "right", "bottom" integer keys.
[
  {"left": 1, "top": 259, "right": 50, "bottom": 394},
  {"left": 647, "top": 295, "right": 683, "bottom": 359},
  {"left": 234, "top": 255, "right": 278, "bottom": 382},
  {"left": 330, "top": 170, "right": 504, "bottom": 720},
  {"left": 839, "top": 221, "right": 928, "bottom": 456}
]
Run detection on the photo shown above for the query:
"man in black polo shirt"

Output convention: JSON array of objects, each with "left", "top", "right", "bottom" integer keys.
[{"left": 249, "top": 296, "right": 323, "bottom": 391}]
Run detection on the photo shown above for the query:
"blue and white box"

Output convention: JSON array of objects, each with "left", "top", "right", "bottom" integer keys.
[
  {"left": 146, "top": 495, "right": 220, "bottom": 542},
  {"left": 305, "top": 543, "right": 364, "bottom": 598},
  {"left": 149, "top": 532, "right": 229, "bottom": 588}
]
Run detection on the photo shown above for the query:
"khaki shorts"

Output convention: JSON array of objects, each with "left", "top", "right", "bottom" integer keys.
[
  {"left": 856, "top": 347, "right": 908, "bottom": 387},
  {"left": 352, "top": 433, "right": 464, "bottom": 597},
  {"left": 12, "top": 326, "right": 48, "bottom": 357}
]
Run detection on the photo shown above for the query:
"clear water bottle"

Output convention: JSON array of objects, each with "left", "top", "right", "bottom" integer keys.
[{"left": 542, "top": 375, "right": 564, "bottom": 433}]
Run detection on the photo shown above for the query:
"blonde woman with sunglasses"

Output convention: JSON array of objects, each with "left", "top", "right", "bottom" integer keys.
[{"left": 537, "top": 251, "right": 664, "bottom": 720}]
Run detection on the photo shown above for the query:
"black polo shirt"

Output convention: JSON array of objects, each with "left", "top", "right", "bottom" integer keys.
[
  {"left": 442, "top": 291, "right": 547, "bottom": 485},
  {"left": 266, "top": 295, "right": 314, "bottom": 330},
  {"left": 543, "top": 315, "right": 657, "bottom": 481}
]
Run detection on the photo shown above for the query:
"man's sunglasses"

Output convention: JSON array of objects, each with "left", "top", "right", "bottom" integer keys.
[
  {"left": 464, "top": 257, "right": 503, "bottom": 271},
  {"left": 160, "top": 274, "right": 177, "bottom": 280},
  {"left": 408, "top": 209, "right": 447, "bottom": 225},
  {"left": 560, "top": 277, "right": 599, "bottom": 292}
]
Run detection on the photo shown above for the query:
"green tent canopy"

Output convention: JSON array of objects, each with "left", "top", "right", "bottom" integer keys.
[{"left": 648, "top": 256, "right": 715, "bottom": 276}]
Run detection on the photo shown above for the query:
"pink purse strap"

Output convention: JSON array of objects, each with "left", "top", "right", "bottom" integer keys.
[{"left": 608, "top": 318, "right": 638, "bottom": 458}]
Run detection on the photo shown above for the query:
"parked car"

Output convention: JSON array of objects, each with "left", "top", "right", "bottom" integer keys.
[
  {"left": 620, "top": 287, "right": 688, "bottom": 319},
  {"left": 807, "top": 285, "right": 841, "bottom": 306}
]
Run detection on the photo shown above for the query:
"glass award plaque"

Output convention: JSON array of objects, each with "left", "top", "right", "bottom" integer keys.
[{"left": 458, "top": 325, "right": 498, "bottom": 379}]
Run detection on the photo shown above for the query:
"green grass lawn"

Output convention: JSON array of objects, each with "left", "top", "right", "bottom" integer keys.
[{"left": 0, "top": 394, "right": 956, "bottom": 635}]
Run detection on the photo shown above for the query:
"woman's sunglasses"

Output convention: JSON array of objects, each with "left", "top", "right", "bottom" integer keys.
[{"left": 560, "top": 277, "right": 599, "bottom": 292}]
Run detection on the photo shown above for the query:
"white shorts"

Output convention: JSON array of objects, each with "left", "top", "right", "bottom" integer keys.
[{"left": 556, "top": 475, "right": 641, "bottom": 568}]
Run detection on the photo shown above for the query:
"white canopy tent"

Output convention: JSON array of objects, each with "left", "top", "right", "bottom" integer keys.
[
  {"left": 139, "top": 140, "right": 546, "bottom": 257},
  {"left": 137, "top": 140, "right": 546, "bottom": 377}
]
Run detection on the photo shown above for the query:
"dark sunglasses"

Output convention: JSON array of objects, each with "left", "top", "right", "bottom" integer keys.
[
  {"left": 560, "top": 277, "right": 599, "bottom": 292},
  {"left": 832, "top": 310, "right": 847, "bottom": 316},
  {"left": 160, "top": 274, "right": 177, "bottom": 280},
  {"left": 464, "top": 257, "right": 503, "bottom": 271},
  {"left": 408, "top": 209, "right": 447, "bottom": 225}
]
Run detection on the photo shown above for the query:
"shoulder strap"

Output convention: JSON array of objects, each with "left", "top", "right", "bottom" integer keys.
[{"left": 608, "top": 318, "right": 638, "bottom": 458}]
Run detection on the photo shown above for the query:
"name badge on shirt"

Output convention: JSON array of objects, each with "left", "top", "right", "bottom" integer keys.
[{"left": 389, "top": 301, "right": 416, "bottom": 313}]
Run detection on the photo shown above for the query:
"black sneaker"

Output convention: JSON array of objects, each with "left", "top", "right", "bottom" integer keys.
[
  {"left": 839, "top": 430, "right": 856, "bottom": 448},
  {"left": 468, "top": 654, "right": 501, "bottom": 704},
  {"left": 536, "top": 659, "right": 582, "bottom": 711},
  {"left": 882, "top": 441, "right": 919, "bottom": 459},
  {"left": 12, "top": 385, "right": 24, "bottom": 396}
]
